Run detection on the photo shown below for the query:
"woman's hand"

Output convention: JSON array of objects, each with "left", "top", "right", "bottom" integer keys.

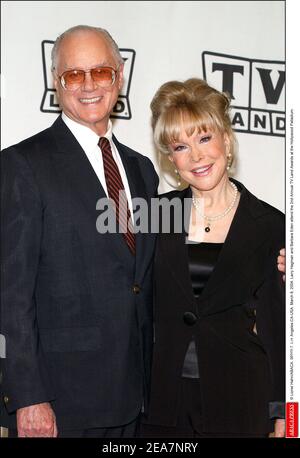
[
  {"left": 270, "top": 419, "right": 285, "bottom": 438},
  {"left": 277, "top": 248, "right": 286, "bottom": 282}
]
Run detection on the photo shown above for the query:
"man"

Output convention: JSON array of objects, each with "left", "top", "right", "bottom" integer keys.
[{"left": 0, "top": 25, "right": 158, "bottom": 437}]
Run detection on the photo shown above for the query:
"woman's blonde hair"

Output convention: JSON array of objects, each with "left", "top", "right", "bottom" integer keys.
[{"left": 150, "top": 78, "right": 237, "bottom": 167}]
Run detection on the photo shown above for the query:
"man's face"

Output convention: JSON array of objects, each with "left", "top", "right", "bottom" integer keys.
[{"left": 54, "top": 31, "right": 123, "bottom": 135}]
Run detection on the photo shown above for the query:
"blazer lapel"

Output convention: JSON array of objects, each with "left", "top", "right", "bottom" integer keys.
[
  {"left": 198, "top": 180, "right": 273, "bottom": 305},
  {"left": 159, "top": 187, "right": 196, "bottom": 308}
]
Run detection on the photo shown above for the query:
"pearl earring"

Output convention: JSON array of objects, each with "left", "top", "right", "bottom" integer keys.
[
  {"left": 174, "top": 168, "right": 182, "bottom": 187},
  {"left": 226, "top": 153, "right": 232, "bottom": 171}
]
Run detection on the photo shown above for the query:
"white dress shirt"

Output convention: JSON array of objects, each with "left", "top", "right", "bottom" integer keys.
[{"left": 62, "top": 113, "right": 134, "bottom": 218}]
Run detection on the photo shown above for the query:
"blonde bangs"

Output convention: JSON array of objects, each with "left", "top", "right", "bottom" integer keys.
[{"left": 156, "top": 105, "right": 223, "bottom": 153}]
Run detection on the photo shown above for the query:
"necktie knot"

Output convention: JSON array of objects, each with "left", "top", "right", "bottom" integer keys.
[{"left": 98, "top": 136, "right": 110, "bottom": 152}]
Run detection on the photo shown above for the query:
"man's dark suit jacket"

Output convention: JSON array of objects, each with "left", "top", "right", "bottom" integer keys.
[
  {"left": 145, "top": 180, "right": 285, "bottom": 435},
  {"left": 0, "top": 116, "right": 158, "bottom": 430}
]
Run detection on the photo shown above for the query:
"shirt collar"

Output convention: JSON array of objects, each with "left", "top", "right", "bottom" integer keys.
[{"left": 61, "top": 113, "right": 113, "bottom": 151}]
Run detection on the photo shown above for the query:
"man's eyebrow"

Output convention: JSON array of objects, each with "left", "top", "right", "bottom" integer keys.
[{"left": 61, "top": 61, "right": 115, "bottom": 71}]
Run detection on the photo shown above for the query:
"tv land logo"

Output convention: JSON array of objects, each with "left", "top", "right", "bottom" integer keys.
[
  {"left": 40, "top": 40, "right": 135, "bottom": 120},
  {"left": 202, "top": 52, "right": 285, "bottom": 137}
]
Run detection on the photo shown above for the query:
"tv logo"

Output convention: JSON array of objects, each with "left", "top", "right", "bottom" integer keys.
[
  {"left": 40, "top": 40, "right": 135, "bottom": 120},
  {"left": 202, "top": 52, "right": 285, "bottom": 137}
]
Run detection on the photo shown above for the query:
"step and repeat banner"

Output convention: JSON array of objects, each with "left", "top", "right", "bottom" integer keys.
[{"left": 1, "top": 0, "right": 285, "bottom": 210}]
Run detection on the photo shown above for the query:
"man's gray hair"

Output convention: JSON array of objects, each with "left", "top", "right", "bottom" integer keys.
[{"left": 51, "top": 25, "right": 124, "bottom": 71}]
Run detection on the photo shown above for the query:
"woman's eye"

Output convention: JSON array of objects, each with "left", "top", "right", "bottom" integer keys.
[
  {"left": 200, "top": 136, "right": 211, "bottom": 144},
  {"left": 173, "top": 145, "right": 186, "bottom": 152}
]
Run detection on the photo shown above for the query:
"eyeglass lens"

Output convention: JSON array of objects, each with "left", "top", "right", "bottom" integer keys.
[{"left": 62, "top": 66, "right": 116, "bottom": 89}]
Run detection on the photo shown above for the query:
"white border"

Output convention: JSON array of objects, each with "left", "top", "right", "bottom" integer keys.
[{"left": 286, "top": 0, "right": 300, "bottom": 437}]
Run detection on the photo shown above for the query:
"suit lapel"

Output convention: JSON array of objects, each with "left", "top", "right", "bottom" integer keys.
[
  {"left": 113, "top": 136, "right": 157, "bottom": 281},
  {"left": 49, "top": 117, "right": 135, "bottom": 261},
  {"left": 50, "top": 116, "right": 107, "bottom": 218}
]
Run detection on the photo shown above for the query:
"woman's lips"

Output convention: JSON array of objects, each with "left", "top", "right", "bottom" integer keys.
[{"left": 191, "top": 164, "right": 213, "bottom": 176}]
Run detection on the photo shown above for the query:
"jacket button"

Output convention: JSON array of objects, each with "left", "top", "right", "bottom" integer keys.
[
  {"left": 132, "top": 284, "right": 140, "bottom": 294},
  {"left": 245, "top": 306, "right": 256, "bottom": 318},
  {"left": 3, "top": 396, "right": 9, "bottom": 404},
  {"left": 183, "top": 311, "right": 197, "bottom": 325}
]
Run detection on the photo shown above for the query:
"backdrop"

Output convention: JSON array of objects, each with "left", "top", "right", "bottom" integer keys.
[{"left": 1, "top": 0, "right": 285, "bottom": 211}]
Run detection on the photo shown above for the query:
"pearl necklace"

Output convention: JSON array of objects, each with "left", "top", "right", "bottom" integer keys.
[{"left": 192, "top": 182, "right": 239, "bottom": 233}]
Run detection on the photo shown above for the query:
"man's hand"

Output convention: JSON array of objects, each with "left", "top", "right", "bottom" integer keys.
[
  {"left": 17, "top": 402, "right": 58, "bottom": 437},
  {"left": 277, "top": 248, "right": 286, "bottom": 282}
]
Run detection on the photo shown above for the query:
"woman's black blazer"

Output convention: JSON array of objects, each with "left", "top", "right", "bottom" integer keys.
[{"left": 146, "top": 179, "right": 285, "bottom": 435}]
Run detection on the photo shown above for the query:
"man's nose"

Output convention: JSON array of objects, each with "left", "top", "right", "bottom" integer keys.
[{"left": 82, "top": 71, "right": 97, "bottom": 91}]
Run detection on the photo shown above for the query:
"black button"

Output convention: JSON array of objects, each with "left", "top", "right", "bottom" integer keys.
[
  {"left": 183, "top": 311, "right": 197, "bottom": 326},
  {"left": 132, "top": 284, "right": 140, "bottom": 294}
]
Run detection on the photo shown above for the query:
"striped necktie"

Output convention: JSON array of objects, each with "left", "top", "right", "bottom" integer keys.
[{"left": 98, "top": 137, "right": 135, "bottom": 255}]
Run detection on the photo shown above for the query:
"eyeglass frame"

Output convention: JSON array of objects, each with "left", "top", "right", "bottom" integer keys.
[{"left": 55, "top": 64, "right": 121, "bottom": 91}]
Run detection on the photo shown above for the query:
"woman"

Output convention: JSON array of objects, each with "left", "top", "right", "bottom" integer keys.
[{"left": 142, "top": 79, "right": 285, "bottom": 437}]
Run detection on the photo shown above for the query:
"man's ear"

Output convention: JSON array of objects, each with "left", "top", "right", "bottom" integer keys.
[
  {"left": 53, "top": 72, "right": 59, "bottom": 91},
  {"left": 117, "top": 63, "right": 124, "bottom": 91}
]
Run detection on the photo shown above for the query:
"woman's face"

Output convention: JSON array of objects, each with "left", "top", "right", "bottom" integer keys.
[{"left": 168, "top": 127, "right": 230, "bottom": 194}]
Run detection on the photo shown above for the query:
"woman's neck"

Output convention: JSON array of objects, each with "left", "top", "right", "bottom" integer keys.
[{"left": 191, "top": 177, "right": 236, "bottom": 216}]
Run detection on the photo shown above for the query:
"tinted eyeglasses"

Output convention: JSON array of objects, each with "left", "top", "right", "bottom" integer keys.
[{"left": 58, "top": 66, "right": 118, "bottom": 91}]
